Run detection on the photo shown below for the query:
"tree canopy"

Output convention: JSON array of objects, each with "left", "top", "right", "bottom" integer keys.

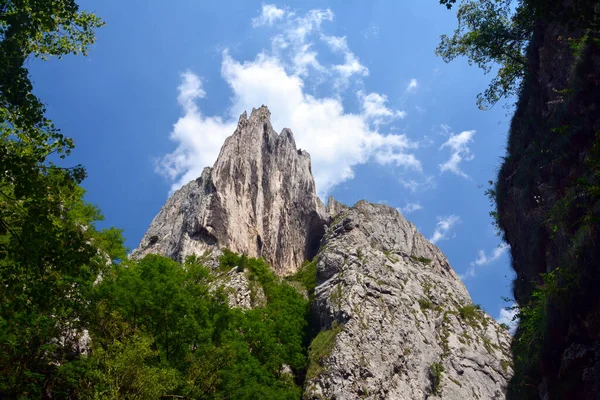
[
  {"left": 0, "top": 1, "right": 121, "bottom": 397},
  {"left": 436, "top": 0, "right": 532, "bottom": 109}
]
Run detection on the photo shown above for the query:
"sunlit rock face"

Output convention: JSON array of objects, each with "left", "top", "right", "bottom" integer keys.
[
  {"left": 134, "top": 106, "right": 513, "bottom": 399},
  {"left": 132, "top": 106, "right": 326, "bottom": 275},
  {"left": 304, "top": 201, "right": 513, "bottom": 400}
]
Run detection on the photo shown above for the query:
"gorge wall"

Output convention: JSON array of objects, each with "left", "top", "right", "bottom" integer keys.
[{"left": 494, "top": 1, "right": 600, "bottom": 398}]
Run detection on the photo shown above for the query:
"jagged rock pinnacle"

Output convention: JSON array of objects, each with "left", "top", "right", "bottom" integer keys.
[
  {"left": 133, "top": 106, "right": 513, "bottom": 398},
  {"left": 132, "top": 106, "right": 327, "bottom": 275}
]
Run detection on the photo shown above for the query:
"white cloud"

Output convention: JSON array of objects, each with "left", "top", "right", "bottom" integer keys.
[
  {"left": 256, "top": 9, "right": 368, "bottom": 88},
  {"left": 157, "top": 8, "right": 422, "bottom": 196},
  {"left": 321, "top": 35, "right": 369, "bottom": 88},
  {"left": 155, "top": 70, "right": 236, "bottom": 187},
  {"left": 405, "top": 78, "right": 419, "bottom": 93},
  {"left": 398, "top": 202, "right": 423, "bottom": 214},
  {"left": 477, "top": 243, "right": 510, "bottom": 266},
  {"left": 439, "top": 130, "right": 476, "bottom": 178},
  {"left": 176, "top": 70, "right": 205, "bottom": 110},
  {"left": 271, "top": 34, "right": 289, "bottom": 51},
  {"left": 400, "top": 176, "right": 436, "bottom": 193},
  {"left": 497, "top": 304, "right": 519, "bottom": 334},
  {"left": 429, "top": 215, "right": 460, "bottom": 244},
  {"left": 158, "top": 62, "right": 420, "bottom": 195},
  {"left": 289, "top": 9, "right": 334, "bottom": 43},
  {"left": 292, "top": 43, "right": 324, "bottom": 76},
  {"left": 332, "top": 54, "right": 369, "bottom": 87},
  {"left": 359, "top": 91, "right": 406, "bottom": 125},
  {"left": 321, "top": 34, "right": 348, "bottom": 52},
  {"left": 439, "top": 124, "right": 451, "bottom": 136},
  {"left": 462, "top": 243, "right": 510, "bottom": 279},
  {"left": 252, "top": 4, "right": 285, "bottom": 27}
]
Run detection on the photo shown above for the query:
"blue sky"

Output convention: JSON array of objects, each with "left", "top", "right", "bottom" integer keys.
[{"left": 30, "top": 0, "right": 516, "bottom": 328}]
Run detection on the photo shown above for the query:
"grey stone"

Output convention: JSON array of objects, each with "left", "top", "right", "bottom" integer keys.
[
  {"left": 304, "top": 201, "right": 513, "bottom": 400},
  {"left": 134, "top": 106, "right": 513, "bottom": 399},
  {"left": 132, "top": 106, "right": 326, "bottom": 275}
]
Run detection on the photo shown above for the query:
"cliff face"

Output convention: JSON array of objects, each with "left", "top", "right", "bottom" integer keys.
[
  {"left": 495, "top": 2, "right": 600, "bottom": 398},
  {"left": 132, "top": 106, "right": 327, "bottom": 275},
  {"left": 305, "top": 201, "right": 512, "bottom": 399},
  {"left": 136, "top": 106, "right": 513, "bottom": 398}
]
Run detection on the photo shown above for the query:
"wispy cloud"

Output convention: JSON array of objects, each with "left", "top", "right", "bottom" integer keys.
[
  {"left": 398, "top": 202, "right": 423, "bottom": 214},
  {"left": 461, "top": 243, "right": 510, "bottom": 279},
  {"left": 439, "top": 124, "right": 451, "bottom": 136},
  {"left": 405, "top": 78, "right": 419, "bottom": 93},
  {"left": 155, "top": 70, "right": 236, "bottom": 185},
  {"left": 176, "top": 70, "right": 206, "bottom": 110},
  {"left": 429, "top": 215, "right": 460, "bottom": 244},
  {"left": 321, "top": 34, "right": 369, "bottom": 89},
  {"left": 400, "top": 176, "right": 436, "bottom": 193},
  {"left": 251, "top": 4, "right": 286, "bottom": 27},
  {"left": 359, "top": 91, "right": 406, "bottom": 125},
  {"left": 156, "top": 6, "right": 420, "bottom": 196},
  {"left": 439, "top": 130, "right": 476, "bottom": 178}
]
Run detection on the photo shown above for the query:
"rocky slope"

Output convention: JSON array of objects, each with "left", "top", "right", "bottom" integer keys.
[
  {"left": 305, "top": 201, "right": 512, "bottom": 399},
  {"left": 135, "top": 106, "right": 513, "bottom": 398},
  {"left": 132, "top": 106, "right": 327, "bottom": 275}
]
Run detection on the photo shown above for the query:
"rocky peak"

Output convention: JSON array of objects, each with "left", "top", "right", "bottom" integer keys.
[
  {"left": 134, "top": 106, "right": 513, "bottom": 398},
  {"left": 132, "top": 105, "right": 326, "bottom": 275}
]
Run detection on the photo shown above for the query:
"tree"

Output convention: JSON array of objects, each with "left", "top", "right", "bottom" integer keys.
[
  {"left": 1, "top": 0, "right": 104, "bottom": 198},
  {"left": 436, "top": 0, "right": 532, "bottom": 109},
  {"left": 85, "top": 253, "right": 309, "bottom": 399},
  {"left": 0, "top": 1, "right": 116, "bottom": 397}
]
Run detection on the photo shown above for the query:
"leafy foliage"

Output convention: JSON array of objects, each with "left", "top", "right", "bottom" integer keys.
[
  {"left": 306, "top": 322, "right": 343, "bottom": 380},
  {"left": 468, "top": 0, "right": 600, "bottom": 395},
  {"left": 81, "top": 253, "right": 309, "bottom": 399},
  {"left": 81, "top": 334, "right": 181, "bottom": 399},
  {"left": 411, "top": 255, "right": 432, "bottom": 265},
  {"left": 437, "top": 0, "right": 532, "bottom": 109},
  {"left": 429, "top": 362, "right": 445, "bottom": 396},
  {"left": 0, "top": 2, "right": 315, "bottom": 396},
  {"left": 1, "top": 0, "right": 104, "bottom": 203},
  {"left": 0, "top": 3, "right": 128, "bottom": 397},
  {"left": 505, "top": 267, "right": 576, "bottom": 393},
  {"left": 288, "top": 259, "right": 318, "bottom": 296},
  {"left": 418, "top": 298, "right": 434, "bottom": 311}
]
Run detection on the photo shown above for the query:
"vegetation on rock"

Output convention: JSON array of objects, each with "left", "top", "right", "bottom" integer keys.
[
  {"left": 82, "top": 253, "right": 309, "bottom": 398},
  {"left": 429, "top": 362, "right": 445, "bottom": 396},
  {"left": 305, "top": 322, "right": 343, "bottom": 380}
]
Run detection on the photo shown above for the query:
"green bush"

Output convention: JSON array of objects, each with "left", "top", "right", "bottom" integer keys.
[
  {"left": 411, "top": 255, "right": 432, "bottom": 265},
  {"left": 289, "top": 259, "right": 318, "bottom": 296},
  {"left": 429, "top": 362, "right": 445, "bottom": 396},
  {"left": 306, "top": 322, "right": 343, "bottom": 379},
  {"left": 457, "top": 304, "right": 483, "bottom": 324},
  {"left": 84, "top": 252, "right": 309, "bottom": 398},
  {"left": 418, "top": 298, "right": 433, "bottom": 310}
]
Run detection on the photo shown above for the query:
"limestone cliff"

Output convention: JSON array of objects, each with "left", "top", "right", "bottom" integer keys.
[
  {"left": 135, "top": 106, "right": 513, "bottom": 399},
  {"left": 132, "top": 106, "right": 326, "bottom": 275},
  {"left": 305, "top": 201, "right": 512, "bottom": 399}
]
